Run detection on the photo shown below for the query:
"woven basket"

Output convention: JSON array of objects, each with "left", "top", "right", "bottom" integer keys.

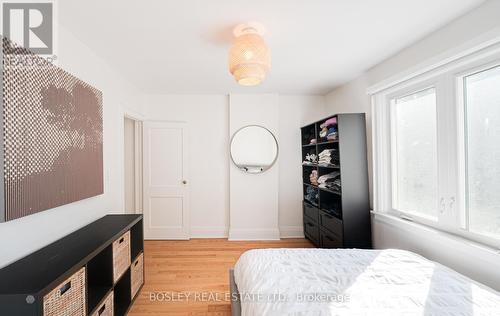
[
  {"left": 113, "top": 231, "right": 131, "bottom": 282},
  {"left": 131, "top": 253, "right": 144, "bottom": 299},
  {"left": 43, "top": 267, "right": 86, "bottom": 316},
  {"left": 90, "top": 291, "right": 114, "bottom": 316}
]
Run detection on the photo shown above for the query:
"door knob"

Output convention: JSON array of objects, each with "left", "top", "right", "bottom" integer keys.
[{"left": 182, "top": 180, "right": 187, "bottom": 185}]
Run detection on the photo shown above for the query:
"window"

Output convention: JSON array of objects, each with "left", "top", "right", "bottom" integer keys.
[
  {"left": 371, "top": 41, "right": 500, "bottom": 248},
  {"left": 391, "top": 88, "right": 438, "bottom": 219},
  {"left": 463, "top": 65, "right": 500, "bottom": 239}
]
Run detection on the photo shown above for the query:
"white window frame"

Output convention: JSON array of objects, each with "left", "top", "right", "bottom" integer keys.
[
  {"left": 454, "top": 59, "right": 500, "bottom": 247},
  {"left": 387, "top": 81, "right": 442, "bottom": 226},
  {"left": 371, "top": 38, "right": 500, "bottom": 250}
]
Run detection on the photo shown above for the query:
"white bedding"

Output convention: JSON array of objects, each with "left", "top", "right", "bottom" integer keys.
[{"left": 233, "top": 248, "right": 500, "bottom": 316}]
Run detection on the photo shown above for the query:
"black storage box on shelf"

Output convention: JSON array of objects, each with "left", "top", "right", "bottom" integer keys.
[{"left": 301, "top": 113, "right": 371, "bottom": 249}]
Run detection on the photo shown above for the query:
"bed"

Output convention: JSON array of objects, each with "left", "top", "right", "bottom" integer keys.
[{"left": 229, "top": 248, "right": 500, "bottom": 316}]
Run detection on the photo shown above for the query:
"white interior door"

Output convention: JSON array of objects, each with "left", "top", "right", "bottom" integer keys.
[{"left": 143, "top": 121, "right": 189, "bottom": 239}]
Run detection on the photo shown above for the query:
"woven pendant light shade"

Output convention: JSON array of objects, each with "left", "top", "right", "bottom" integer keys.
[{"left": 229, "top": 25, "right": 271, "bottom": 86}]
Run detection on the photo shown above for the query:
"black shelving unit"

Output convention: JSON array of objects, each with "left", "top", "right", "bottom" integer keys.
[
  {"left": 0, "top": 214, "right": 144, "bottom": 316},
  {"left": 114, "top": 269, "right": 132, "bottom": 316},
  {"left": 87, "top": 244, "right": 113, "bottom": 313},
  {"left": 301, "top": 113, "right": 371, "bottom": 249}
]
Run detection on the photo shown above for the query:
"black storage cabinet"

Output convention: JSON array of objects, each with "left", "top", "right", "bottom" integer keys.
[{"left": 301, "top": 113, "right": 371, "bottom": 249}]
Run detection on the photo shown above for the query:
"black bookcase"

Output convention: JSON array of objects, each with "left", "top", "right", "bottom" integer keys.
[
  {"left": 0, "top": 214, "right": 144, "bottom": 316},
  {"left": 301, "top": 113, "right": 371, "bottom": 249}
]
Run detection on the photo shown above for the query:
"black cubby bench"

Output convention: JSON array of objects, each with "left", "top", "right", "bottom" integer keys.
[{"left": 0, "top": 214, "right": 144, "bottom": 316}]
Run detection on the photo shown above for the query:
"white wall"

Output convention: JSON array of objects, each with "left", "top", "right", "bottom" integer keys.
[
  {"left": 278, "top": 96, "right": 326, "bottom": 237},
  {"left": 142, "top": 94, "right": 230, "bottom": 237},
  {"left": 325, "top": 77, "right": 373, "bottom": 207},
  {"left": 0, "top": 85, "right": 324, "bottom": 266},
  {"left": 373, "top": 214, "right": 500, "bottom": 291},
  {"left": 325, "top": 0, "right": 500, "bottom": 290},
  {"left": 0, "top": 26, "right": 142, "bottom": 268},
  {"left": 141, "top": 94, "right": 325, "bottom": 239},
  {"left": 229, "top": 94, "right": 280, "bottom": 240}
]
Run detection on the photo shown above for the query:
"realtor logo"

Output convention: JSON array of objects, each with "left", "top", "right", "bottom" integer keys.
[{"left": 1, "top": 1, "right": 54, "bottom": 55}]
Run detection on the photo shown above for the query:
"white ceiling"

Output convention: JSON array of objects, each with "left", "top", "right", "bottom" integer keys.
[{"left": 59, "top": 0, "right": 485, "bottom": 95}]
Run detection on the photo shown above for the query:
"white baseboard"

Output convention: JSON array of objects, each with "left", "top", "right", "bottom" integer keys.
[
  {"left": 279, "top": 226, "right": 305, "bottom": 238},
  {"left": 228, "top": 227, "right": 281, "bottom": 240},
  {"left": 190, "top": 226, "right": 228, "bottom": 238},
  {"left": 158, "top": 226, "right": 303, "bottom": 239}
]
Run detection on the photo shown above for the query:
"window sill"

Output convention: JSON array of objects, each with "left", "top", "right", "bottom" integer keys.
[{"left": 371, "top": 211, "right": 500, "bottom": 256}]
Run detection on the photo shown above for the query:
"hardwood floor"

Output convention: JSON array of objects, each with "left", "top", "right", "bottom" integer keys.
[{"left": 128, "top": 238, "right": 313, "bottom": 316}]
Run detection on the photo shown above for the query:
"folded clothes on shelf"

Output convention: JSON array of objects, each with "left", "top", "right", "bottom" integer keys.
[
  {"left": 318, "top": 171, "right": 339, "bottom": 184},
  {"left": 320, "top": 117, "right": 337, "bottom": 129},
  {"left": 309, "top": 170, "right": 318, "bottom": 186},
  {"left": 319, "top": 119, "right": 338, "bottom": 141},
  {"left": 321, "top": 178, "right": 342, "bottom": 193},
  {"left": 318, "top": 171, "right": 342, "bottom": 193},
  {"left": 319, "top": 127, "right": 327, "bottom": 138},
  {"left": 302, "top": 153, "right": 317, "bottom": 165},
  {"left": 326, "top": 126, "right": 338, "bottom": 140},
  {"left": 318, "top": 149, "right": 339, "bottom": 166},
  {"left": 304, "top": 186, "right": 319, "bottom": 205},
  {"left": 310, "top": 138, "right": 317, "bottom": 144},
  {"left": 318, "top": 149, "right": 334, "bottom": 157}
]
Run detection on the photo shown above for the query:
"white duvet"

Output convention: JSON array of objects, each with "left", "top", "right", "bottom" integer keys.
[{"left": 233, "top": 248, "right": 500, "bottom": 316}]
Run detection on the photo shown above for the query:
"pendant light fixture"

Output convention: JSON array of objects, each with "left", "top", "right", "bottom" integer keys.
[{"left": 228, "top": 22, "right": 271, "bottom": 86}]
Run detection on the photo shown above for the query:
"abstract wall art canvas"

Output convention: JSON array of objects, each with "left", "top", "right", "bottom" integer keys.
[{"left": 0, "top": 37, "right": 103, "bottom": 222}]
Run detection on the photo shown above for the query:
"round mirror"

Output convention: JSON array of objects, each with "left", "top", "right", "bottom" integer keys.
[{"left": 230, "top": 125, "right": 278, "bottom": 173}]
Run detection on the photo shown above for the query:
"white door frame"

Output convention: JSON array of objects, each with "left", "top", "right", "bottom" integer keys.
[
  {"left": 124, "top": 111, "right": 144, "bottom": 214},
  {"left": 133, "top": 119, "right": 143, "bottom": 213}
]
